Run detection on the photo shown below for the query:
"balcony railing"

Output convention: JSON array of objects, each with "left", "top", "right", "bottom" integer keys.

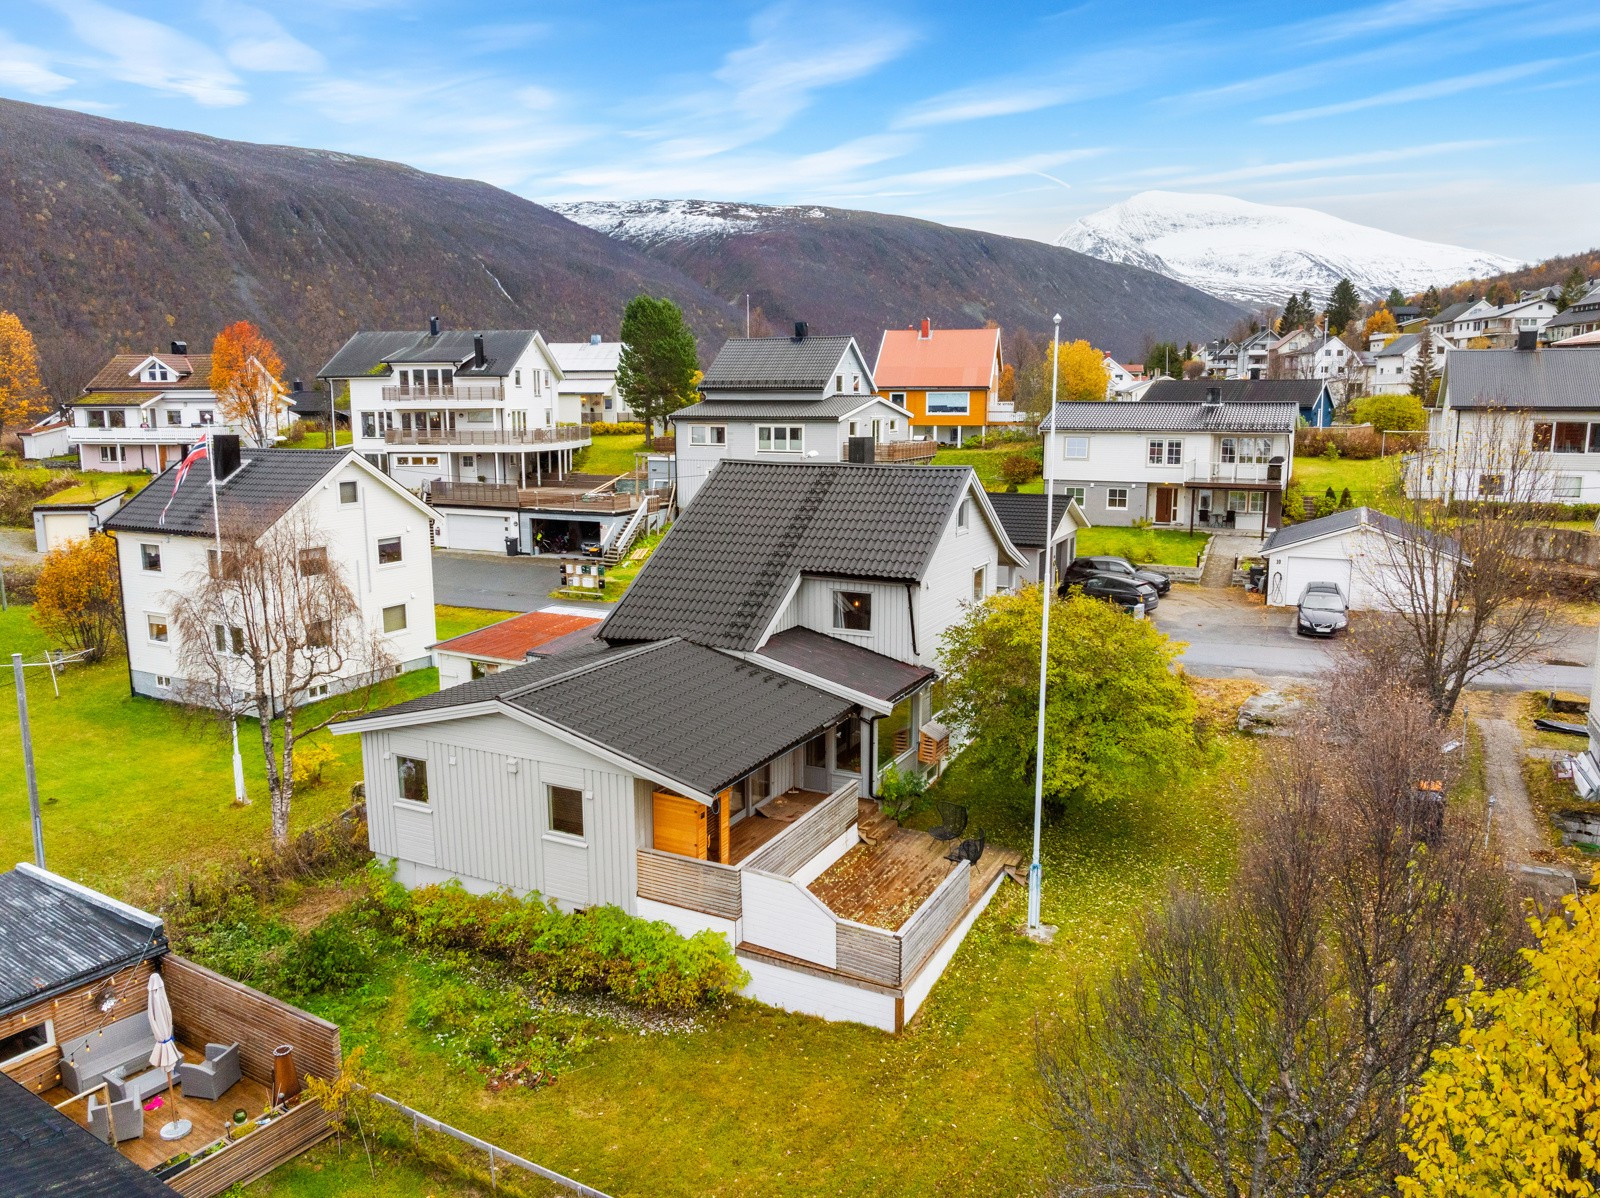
[
  {"left": 838, "top": 439, "right": 939, "bottom": 464},
  {"left": 379, "top": 384, "right": 504, "bottom": 402},
  {"left": 384, "top": 426, "right": 590, "bottom": 448},
  {"left": 71, "top": 425, "right": 216, "bottom": 443},
  {"left": 425, "top": 478, "right": 659, "bottom": 514},
  {"left": 1186, "top": 459, "right": 1283, "bottom": 485}
]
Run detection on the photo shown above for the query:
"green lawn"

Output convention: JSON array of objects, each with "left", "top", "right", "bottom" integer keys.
[
  {"left": 1289, "top": 453, "right": 1402, "bottom": 510},
  {"left": 931, "top": 445, "right": 1045, "bottom": 492},
  {"left": 35, "top": 471, "right": 152, "bottom": 506},
  {"left": 1077, "top": 527, "right": 1210, "bottom": 568},
  {"left": 573, "top": 433, "right": 647, "bottom": 476},
  {"left": 433, "top": 605, "right": 520, "bottom": 642}
]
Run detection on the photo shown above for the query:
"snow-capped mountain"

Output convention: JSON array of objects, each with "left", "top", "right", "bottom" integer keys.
[
  {"left": 552, "top": 198, "right": 830, "bottom": 247},
  {"left": 1058, "top": 191, "right": 1522, "bottom": 308}
]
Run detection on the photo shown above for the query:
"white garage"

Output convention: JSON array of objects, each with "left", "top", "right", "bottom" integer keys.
[
  {"left": 439, "top": 509, "right": 516, "bottom": 553},
  {"left": 1260, "top": 506, "right": 1462, "bottom": 612}
]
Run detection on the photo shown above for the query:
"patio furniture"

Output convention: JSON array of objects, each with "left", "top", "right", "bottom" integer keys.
[
  {"left": 927, "top": 801, "right": 968, "bottom": 843},
  {"left": 178, "top": 1042, "right": 241, "bottom": 1101},
  {"left": 946, "top": 829, "right": 986, "bottom": 866},
  {"left": 87, "top": 1093, "right": 143, "bottom": 1143},
  {"left": 58, "top": 1012, "right": 156, "bottom": 1094},
  {"left": 105, "top": 1064, "right": 173, "bottom": 1105}
]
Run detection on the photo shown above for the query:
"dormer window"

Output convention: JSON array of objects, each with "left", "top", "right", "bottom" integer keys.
[{"left": 142, "top": 361, "right": 172, "bottom": 383}]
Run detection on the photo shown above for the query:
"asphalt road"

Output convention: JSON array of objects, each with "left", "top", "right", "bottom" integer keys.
[
  {"left": 1152, "top": 585, "right": 1595, "bottom": 694},
  {"left": 432, "top": 550, "right": 574, "bottom": 613}
]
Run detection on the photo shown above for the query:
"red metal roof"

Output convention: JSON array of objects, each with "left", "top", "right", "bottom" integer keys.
[
  {"left": 432, "top": 610, "right": 602, "bottom": 663},
  {"left": 873, "top": 326, "right": 1000, "bottom": 390}
]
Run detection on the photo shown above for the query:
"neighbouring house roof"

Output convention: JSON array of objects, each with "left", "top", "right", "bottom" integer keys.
[
  {"left": 431, "top": 610, "right": 603, "bottom": 664},
  {"left": 700, "top": 335, "right": 859, "bottom": 392},
  {"left": 1041, "top": 400, "right": 1301, "bottom": 433},
  {"left": 547, "top": 341, "right": 623, "bottom": 373},
  {"left": 672, "top": 395, "right": 904, "bottom": 422},
  {"left": 83, "top": 352, "right": 213, "bottom": 394},
  {"left": 983, "top": 492, "right": 1088, "bottom": 550},
  {"left": 1442, "top": 348, "right": 1600, "bottom": 410},
  {"left": 1545, "top": 298, "right": 1600, "bottom": 330},
  {"left": 1554, "top": 329, "right": 1600, "bottom": 347},
  {"left": 0, "top": 865, "right": 166, "bottom": 1020},
  {"left": 1142, "top": 379, "right": 1327, "bottom": 407},
  {"left": 872, "top": 326, "right": 999, "bottom": 390},
  {"left": 318, "top": 330, "right": 539, "bottom": 379},
  {"left": 601, "top": 461, "right": 1017, "bottom": 651},
  {"left": 287, "top": 387, "right": 347, "bottom": 421},
  {"left": 1260, "top": 506, "right": 1463, "bottom": 559},
  {"left": 1430, "top": 301, "right": 1478, "bottom": 326},
  {"left": 105, "top": 448, "right": 349, "bottom": 536},
  {"left": 71, "top": 391, "right": 157, "bottom": 407},
  {"left": 347, "top": 638, "right": 855, "bottom": 797},
  {"left": 0, "top": 1072, "right": 176, "bottom": 1198},
  {"left": 754, "top": 627, "right": 935, "bottom": 705}
]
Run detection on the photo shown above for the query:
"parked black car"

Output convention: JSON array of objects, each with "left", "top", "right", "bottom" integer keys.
[
  {"left": 1064, "top": 573, "right": 1159, "bottom": 614},
  {"left": 1295, "top": 582, "right": 1349, "bottom": 637},
  {"left": 1062, "top": 555, "right": 1172, "bottom": 596}
]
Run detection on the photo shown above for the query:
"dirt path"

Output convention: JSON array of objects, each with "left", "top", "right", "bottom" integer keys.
[{"left": 1472, "top": 705, "right": 1547, "bottom": 865}]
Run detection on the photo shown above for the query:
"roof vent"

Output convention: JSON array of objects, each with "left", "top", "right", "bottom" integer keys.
[
  {"left": 292, "top": 378, "right": 304, "bottom": 393},
  {"left": 473, "top": 333, "right": 487, "bottom": 369},
  {"left": 170, "top": 340, "right": 187, "bottom": 355},
  {"left": 792, "top": 321, "right": 808, "bottom": 342},
  {"left": 212, "top": 433, "right": 242, "bottom": 483},
  {"left": 1204, "top": 386, "right": 1223, "bottom": 407},
  {"left": 589, "top": 333, "right": 601, "bottom": 346},
  {"left": 919, "top": 318, "right": 931, "bottom": 340},
  {"left": 429, "top": 315, "right": 440, "bottom": 337}
]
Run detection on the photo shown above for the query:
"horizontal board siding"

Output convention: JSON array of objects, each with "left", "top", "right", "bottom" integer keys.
[
  {"left": 742, "top": 872, "right": 837, "bottom": 969},
  {"left": 543, "top": 837, "right": 590, "bottom": 907},
  {"left": 897, "top": 863, "right": 970, "bottom": 980},
  {"left": 742, "top": 781, "right": 860, "bottom": 876},
  {"left": 167, "top": 1098, "right": 333, "bottom": 1198},
  {"left": 0, "top": 961, "right": 156, "bottom": 1094},
  {"left": 636, "top": 849, "right": 741, "bottom": 919},
  {"left": 835, "top": 923, "right": 901, "bottom": 987}
]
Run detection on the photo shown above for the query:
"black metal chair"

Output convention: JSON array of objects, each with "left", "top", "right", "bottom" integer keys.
[
  {"left": 928, "top": 801, "right": 968, "bottom": 842},
  {"left": 946, "top": 829, "right": 986, "bottom": 866}
]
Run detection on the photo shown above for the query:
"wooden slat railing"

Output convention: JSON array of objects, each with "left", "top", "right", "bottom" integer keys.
[
  {"left": 636, "top": 848, "right": 742, "bottom": 919},
  {"left": 740, "top": 779, "right": 860, "bottom": 877},
  {"left": 896, "top": 862, "right": 971, "bottom": 980},
  {"left": 835, "top": 921, "right": 901, "bottom": 986},
  {"left": 385, "top": 426, "right": 590, "bottom": 447}
]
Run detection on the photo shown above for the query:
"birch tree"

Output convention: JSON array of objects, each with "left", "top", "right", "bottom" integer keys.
[
  {"left": 0, "top": 310, "right": 48, "bottom": 437},
  {"left": 210, "top": 321, "right": 286, "bottom": 448}
]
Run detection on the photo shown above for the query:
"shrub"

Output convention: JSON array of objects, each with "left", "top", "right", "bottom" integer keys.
[
  {"left": 998, "top": 451, "right": 1040, "bottom": 490},
  {"left": 291, "top": 740, "right": 336, "bottom": 789},
  {"left": 283, "top": 911, "right": 376, "bottom": 996},
  {"left": 586, "top": 421, "right": 646, "bottom": 435},
  {"left": 1321, "top": 441, "right": 1341, "bottom": 461},
  {"left": 878, "top": 764, "right": 929, "bottom": 824},
  {"left": 2, "top": 563, "right": 39, "bottom": 604},
  {"left": 1352, "top": 393, "right": 1427, "bottom": 433},
  {"left": 408, "top": 970, "right": 589, "bottom": 1088},
  {"left": 34, "top": 533, "right": 122, "bottom": 660}
]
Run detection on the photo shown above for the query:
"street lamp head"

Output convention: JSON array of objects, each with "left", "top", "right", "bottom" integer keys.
[{"left": 1053, "top": 313, "right": 1062, "bottom": 326}]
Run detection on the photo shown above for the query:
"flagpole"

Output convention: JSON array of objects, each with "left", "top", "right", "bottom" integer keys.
[
  {"left": 208, "top": 431, "right": 249, "bottom": 807},
  {"left": 1026, "top": 313, "right": 1061, "bottom": 940}
]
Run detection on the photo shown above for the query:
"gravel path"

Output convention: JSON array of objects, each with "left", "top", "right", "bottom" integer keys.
[{"left": 1472, "top": 707, "right": 1547, "bottom": 866}]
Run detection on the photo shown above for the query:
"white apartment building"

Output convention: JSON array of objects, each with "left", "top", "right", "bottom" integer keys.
[{"left": 548, "top": 337, "right": 631, "bottom": 424}]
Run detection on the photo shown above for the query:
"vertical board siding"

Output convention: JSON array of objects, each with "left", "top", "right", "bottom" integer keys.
[
  {"left": 0, "top": 961, "right": 156, "bottom": 1093},
  {"left": 741, "top": 781, "right": 860, "bottom": 876},
  {"left": 784, "top": 578, "right": 914, "bottom": 662},
  {"left": 635, "top": 850, "right": 741, "bottom": 918},
  {"left": 897, "top": 862, "right": 971, "bottom": 980},
  {"left": 542, "top": 837, "right": 591, "bottom": 907},
  {"left": 834, "top": 923, "right": 902, "bottom": 987},
  {"left": 742, "top": 872, "right": 838, "bottom": 969}
]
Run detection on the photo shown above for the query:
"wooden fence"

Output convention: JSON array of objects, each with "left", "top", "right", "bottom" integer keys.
[
  {"left": 835, "top": 921, "right": 901, "bottom": 986},
  {"left": 166, "top": 1098, "right": 332, "bottom": 1198},
  {"left": 636, "top": 849, "right": 742, "bottom": 919},
  {"left": 896, "top": 863, "right": 971, "bottom": 980},
  {"left": 741, "top": 781, "right": 860, "bottom": 876}
]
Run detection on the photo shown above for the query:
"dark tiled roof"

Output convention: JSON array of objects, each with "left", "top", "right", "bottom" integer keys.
[
  {"left": 359, "top": 641, "right": 626, "bottom": 720},
  {"left": 84, "top": 352, "right": 211, "bottom": 393},
  {"left": 600, "top": 461, "right": 978, "bottom": 650},
  {"left": 1260, "top": 506, "right": 1461, "bottom": 557},
  {"left": 672, "top": 395, "right": 902, "bottom": 421},
  {"left": 1142, "top": 379, "right": 1326, "bottom": 407},
  {"left": 1373, "top": 334, "right": 1421, "bottom": 358},
  {"left": 0, "top": 1072, "right": 175, "bottom": 1198},
  {"left": 984, "top": 492, "right": 1058, "bottom": 549},
  {"left": 105, "top": 448, "right": 349, "bottom": 536},
  {"left": 0, "top": 866, "right": 166, "bottom": 1019},
  {"left": 1430, "top": 301, "right": 1477, "bottom": 325},
  {"left": 318, "top": 330, "right": 538, "bottom": 379},
  {"left": 1443, "top": 349, "right": 1600, "bottom": 410},
  {"left": 755, "top": 628, "right": 934, "bottom": 705},
  {"left": 1042, "top": 400, "right": 1300, "bottom": 433},
  {"left": 700, "top": 335, "right": 859, "bottom": 392}
]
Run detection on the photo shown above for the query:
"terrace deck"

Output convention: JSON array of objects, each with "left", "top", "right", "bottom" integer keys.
[{"left": 728, "top": 789, "right": 825, "bottom": 866}]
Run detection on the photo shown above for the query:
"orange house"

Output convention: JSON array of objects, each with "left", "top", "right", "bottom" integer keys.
[{"left": 874, "top": 321, "right": 1009, "bottom": 446}]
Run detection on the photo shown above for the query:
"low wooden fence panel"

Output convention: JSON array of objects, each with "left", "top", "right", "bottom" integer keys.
[
  {"left": 636, "top": 848, "right": 741, "bottom": 919},
  {"left": 897, "top": 863, "right": 971, "bottom": 980},
  {"left": 741, "top": 781, "right": 860, "bottom": 877},
  {"left": 835, "top": 922, "right": 901, "bottom": 987},
  {"left": 166, "top": 1099, "right": 332, "bottom": 1198}
]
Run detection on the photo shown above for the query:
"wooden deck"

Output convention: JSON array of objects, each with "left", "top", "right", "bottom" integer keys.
[
  {"left": 45, "top": 1041, "right": 274, "bottom": 1172},
  {"left": 727, "top": 789, "right": 825, "bottom": 865},
  {"left": 809, "top": 801, "right": 1020, "bottom": 931}
]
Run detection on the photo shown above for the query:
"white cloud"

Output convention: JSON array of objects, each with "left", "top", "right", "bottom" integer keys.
[
  {"left": 1167, "top": 141, "right": 1505, "bottom": 187},
  {"left": 203, "top": 2, "right": 326, "bottom": 74},
  {"left": 0, "top": 30, "right": 73, "bottom": 94},
  {"left": 48, "top": 0, "right": 247, "bottom": 106},
  {"left": 1258, "top": 59, "right": 1567, "bottom": 124}
]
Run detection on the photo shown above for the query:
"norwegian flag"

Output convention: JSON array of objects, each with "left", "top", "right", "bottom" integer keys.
[{"left": 157, "top": 442, "right": 209, "bottom": 526}]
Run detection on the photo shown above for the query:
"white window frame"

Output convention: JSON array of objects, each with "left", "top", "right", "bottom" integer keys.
[
  {"left": 1061, "top": 486, "right": 1086, "bottom": 506},
  {"left": 0, "top": 1017, "right": 56, "bottom": 1070},
  {"left": 146, "top": 615, "right": 169, "bottom": 644},
  {"left": 395, "top": 754, "right": 429, "bottom": 807},
  {"left": 1106, "top": 487, "right": 1129, "bottom": 511},
  {"left": 547, "top": 783, "right": 586, "bottom": 840},
  {"left": 832, "top": 589, "right": 873, "bottom": 632},
  {"left": 971, "top": 566, "right": 986, "bottom": 602},
  {"left": 339, "top": 480, "right": 358, "bottom": 504},
  {"left": 140, "top": 543, "right": 161, "bottom": 572},
  {"left": 1553, "top": 475, "right": 1583, "bottom": 501},
  {"left": 376, "top": 535, "right": 403, "bottom": 566},
  {"left": 756, "top": 425, "right": 804, "bottom": 453},
  {"left": 382, "top": 603, "right": 408, "bottom": 634},
  {"left": 689, "top": 425, "right": 727, "bottom": 446},
  {"left": 926, "top": 391, "right": 970, "bottom": 416},
  {"left": 1062, "top": 436, "right": 1089, "bottom": 460}
]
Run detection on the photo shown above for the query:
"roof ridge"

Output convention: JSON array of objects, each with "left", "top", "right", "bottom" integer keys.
[{"left": 496, "top": 638, "right": 672, "bottom": 701}]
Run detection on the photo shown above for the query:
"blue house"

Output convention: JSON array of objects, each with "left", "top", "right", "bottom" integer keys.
[{"left": 1141, "top": 379, "right": 1335, "bottom": 428}]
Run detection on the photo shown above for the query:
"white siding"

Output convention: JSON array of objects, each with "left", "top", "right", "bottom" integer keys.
[
  {"left": 742, "top": 872, "right": 838, "bottom": 968},
  {"left": 775, "top": 577, "right": 917, "bottom": 662},
  {"left": 737, "top": 953, "right": 898, "bottom": 1031}
]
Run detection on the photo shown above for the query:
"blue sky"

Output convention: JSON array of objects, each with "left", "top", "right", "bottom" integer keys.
[{"left": 3, "top": 0, "right": 1597, "bottom": 259}]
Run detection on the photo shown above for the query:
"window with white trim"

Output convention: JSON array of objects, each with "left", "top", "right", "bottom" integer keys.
[
  {"left": 1227, "top": 490, "right": 1266, "bottom": 513},
  {"left": 0, "top": 1019, "right": 54, "bottom": 1068},
  {"left": 213, "top": 624, "right": 245, "bottom": 655},
  {"left": 832, "top": 590, "right": 872, "bottom": 631},
  {"left": 154, "top": 675, "right": 171, "bottom": 689},
  {"left": 377, "top": 536, "right": 403, "bottom": 565},
  {"left": 1147, "top": 438, "right": 1183, "bottom": 466},
  {"left": 396, "top": 756, "right": 428, "bottom": 804},
  {"left": 1061, "top": 486, "right": 1086, "bottom": 505},
  {"left": 383, "top": 603, "right": 408, "bottom": 633},
  {"left": 757, "top": 425, "right": 803, "bottom": 453},
  {"left": 1554, "top": 475, "right": 1583, "bottom": 500},
  {"left": 140, "top": 543, "right": 161, "bottom": 572},
  {"left": 689, "top": 425, "right": 726, "bottom": 446},
  {"left": 548, "top": 784, "right": 584, "bottom": 837},
  {"left": 971, "top": 567, "right": 986, "bottom": 602},
  {"left": 1106, "top": 487, "right": 1129, "bottom": 510},
  {"left": 147, "top": 616, "right": 168, "bottom": 644},
  {"left": 1062, "top": 436, "right": 1089, "bottom": 460},
  {"left": 339, "top": 480, "right": 358, "bottom": 504}
]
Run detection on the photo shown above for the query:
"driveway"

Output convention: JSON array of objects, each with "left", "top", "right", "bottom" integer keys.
[
  {"left": 1152, "top": 585, "right": 1594, "bottom": 694},
  {"left": 431, "top": 550, "right": 583, "bottom": 612}
]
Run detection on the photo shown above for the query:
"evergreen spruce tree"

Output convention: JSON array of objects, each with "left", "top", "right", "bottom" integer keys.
[
  {"left": 1387, "top": 286, "right": 1406, "bottom": 308},
  {"left": 1421, "top": 285, "right": 1441, "bottom": 316},
  {"left": 1557, "top": 266, "right": 1589, "bottom": 312},
  {"left": 1409, "top": 326, "right": 1437, "bottom": 402},
  {"left": 1324, "top": 277, "right": 1362, "bottom": 335},
  {"left": 615, "top": 295, "right": 700, "bottom": 436}
]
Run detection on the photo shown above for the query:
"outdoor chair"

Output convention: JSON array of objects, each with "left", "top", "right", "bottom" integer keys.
[
  {"left": 178, "top": 1042, "right": 242, "bottom": 1101},
  {"left": 946, "top": 829, "right": 986, "bottom": 866},
  {"left": 87, "top": 1094, "right": 143, "bottom": 1143},
  {"left": 928, "top": 801, "right": 968, "bottom": 843}
]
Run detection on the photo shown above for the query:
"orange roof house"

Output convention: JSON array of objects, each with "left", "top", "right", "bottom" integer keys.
[
  {"left": 430, "top": 610, "right": 602, "bottom": 688},
  {"left": 873, "top": 321, "right": 1015, "bottom": 444}
]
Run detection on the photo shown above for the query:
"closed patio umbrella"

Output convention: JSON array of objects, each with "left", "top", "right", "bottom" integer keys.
[{"left": 146, "top": 972, "right": 191, "bottom": 1141}]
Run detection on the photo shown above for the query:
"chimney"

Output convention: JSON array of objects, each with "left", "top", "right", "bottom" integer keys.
[
  {"left": 428, "top": 315, "right": 440, "bottom": 337},
  {"left": 292, "top": 378, "right": 304, "bottom": 393},
  {"left": 473, "top": 333, "right": 487, "bottom": 369},
  {"left": 919, "top": 318, "right": 931, "bottom": 340},
  {"left": 211, "top": 433, "right": 242, "bottom": 482},
  {"left": 792, "top": 321, "right": 808, "bottom": 342},
  {"left": 589, "top": 333, "right": 601, "bottom": 346},
  {"left": 1204, "top": 385, "right": 1222, "bottom": 405},
  {"left": 1517, "top": 328, "right": 1539, "bottom": 352},
  {"left": 170, "top": 340, "right": 187, "bottom": 355}
]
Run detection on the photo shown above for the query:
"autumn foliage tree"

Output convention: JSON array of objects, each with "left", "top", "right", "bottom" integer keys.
[
  {"left": 34, "top": 533, "right": 123, "bottom": 661},
  {"left": 210, "top": 321, "right": 286, "bottom": 448},
  {"left": 1363, "top": 307, "right": 1399, "bottom": 342},
  {"left": 0, "top": 310, "right": 49, "bottom": 438},
  {"left": 1049, "top": 338, "right": 1113, "bottom": 403}
]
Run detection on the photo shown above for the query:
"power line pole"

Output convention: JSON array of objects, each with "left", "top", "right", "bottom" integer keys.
[
  {"left": 1027, "top": 313, "right": 1061, "bottom": 942},
  {"left": 13, "top": 653, "right": 43, "bottom": 868}
]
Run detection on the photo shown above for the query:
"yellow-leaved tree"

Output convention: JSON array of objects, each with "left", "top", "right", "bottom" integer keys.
[
  {"left": 210, "top": 320, "right": 286, "bottom": 447},
  {"left": 0, "top": 309, "right": 48, "bottom": 438},
  {"left": 34, "top": 533, "right": 123, "bottom": 661},
  {"left": 1399, "top": 892, "right": 1600, "bottom": 1197},
  {"left": 1050, "top": 338, "right": 1112, "bottom": 403},
  {"left": 1363, "top": 308, "right": 1400, "bottom": 341}
]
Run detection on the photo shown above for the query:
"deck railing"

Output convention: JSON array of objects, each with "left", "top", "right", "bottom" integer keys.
[
  {"left": 425, "top": 479, "right": 656, "bottom": 514},
  {"left": 386, "top": 426, "right": 590, "bottom": 448},
  {"left": 741, "top": 779, "right": 859, "bottom": 876},
  {"left": 380, "top": 384, "right": 504, "bottom": 402},
  {"left": 896, "top": 864, "right": 971, "bottom": 979},
  {"left": 838, "top": 439, "right": 938, "bottom": 464},
  {"left": 636, "top": 848, "right": 742, "bottom": 919}
]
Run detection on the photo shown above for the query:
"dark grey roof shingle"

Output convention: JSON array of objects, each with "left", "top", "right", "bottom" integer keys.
[
  {"left": 0, "top": 867, "right": 166, "bottom": 1019},
  {"left": 318, "top": 330, "right": 537, "bottom": 379},
  {"left": 1430, "top": 301, "right": 1477, "bottom": 325},
  {"left": 0, "top": 1072, "right": 176, "bottom": 1198},
  {"left": 1260, "top": 506, "right": 1461, "bottom": 557},
  {"left": 755, "top": 627, "right": 934, "bottom": 705},
  {"left": 700, "top": 335, "right": 859, "bottom": 392},
  {"left": 1443, "top": 348, "right": 1600, "bottom": 410},
  {"left": 983, "top": 492, "right": 1054, "bottom": 549},
  {"left": 1142, "top": 379, "right": 1326, "bottom": 407},
  {"left": 600, "top": 461, "right": 977, "bottom": 650},
  {"left": 673, "top": 395, "right": 900, "bottom": 421},
  {"left": 1041, "top": 400, "right": 1300, "bottom": 433},
  {"left": 105, "top": 448, "right": 349, "bottom": 536}
]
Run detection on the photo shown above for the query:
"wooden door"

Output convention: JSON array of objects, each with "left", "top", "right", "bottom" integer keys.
[
  {"left": 1155, "top": 486, "right": 1177, "bottom": 524},
  {"left": 652, "top": 790, "right": 708, "bottom": 859}
]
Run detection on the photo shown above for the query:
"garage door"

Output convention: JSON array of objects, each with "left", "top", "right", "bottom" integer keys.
[
  {"left": 1268, "top": 554, "right": 1351, "bottom": 608},
  {"left": 39, "top": 511, "right": 90, "bottom": 553},
  {"left": 442, "top": 511, "right": 512, "bottom": 553}
]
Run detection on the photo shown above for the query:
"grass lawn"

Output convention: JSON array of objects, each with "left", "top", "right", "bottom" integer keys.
[
  {"left": 931, "top": 445, "right": 1045, "bottom": 493},
  {"left": 281, "top": 426, "right": 354, "bottom": 448},
  {"left": 574, "top": 433, "right": 647, "bottom": 476},
  {"left": 1290, "top": 454, "right": 1401, "bottom": 509},
  {"left": 0, "top": 605, "right": 465, "bottom": 900},
  {"left": 35, "top": 471, "right": 152, "bottom": 506},
  {"left": 433, "top": 605, "right": 520, "bottom": 642},
  {"left": 275, "top": 725, "right": 1250, "bottom": 1198},
  {"left": 548, "top": 526, "right": 667, "bottom": 603},
  {"left": 1078, "top": 526, "right": 1210, "bottom": 568}
]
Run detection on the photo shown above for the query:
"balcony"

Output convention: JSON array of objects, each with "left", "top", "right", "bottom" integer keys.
[
  {"left": 379, "top": 383, "right": 504, "bottom": 403},
  {"left": 426, "top": 478, "right": 661, "bottom": 514},
  {"left": 70, "top": 425, "right": 214, "bottom": 444},
  {"left": 384, "top": 425, "right": 590, "bottom": 449},
  {"left": 838, "top": 439, "right": 939, "bottom": 464},
  {"left": 1186, "top": 458, "right": 1283, "bottom": 486}
]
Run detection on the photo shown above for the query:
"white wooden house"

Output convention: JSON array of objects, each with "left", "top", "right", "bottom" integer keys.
[
  {"left": 548, "top": 337, "right": 630, "bottom": 424},
  {"left": 1258, "top": 506, "right": 1462, "bottom": 610},
  {"left": 334, "top": 461, "right": 1026, "bottom": 1031}
]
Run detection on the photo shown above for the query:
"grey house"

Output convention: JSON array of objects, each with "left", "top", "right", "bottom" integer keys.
[{"left": 335, "top": 460, "right": 1025, "bottom": 1031}]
